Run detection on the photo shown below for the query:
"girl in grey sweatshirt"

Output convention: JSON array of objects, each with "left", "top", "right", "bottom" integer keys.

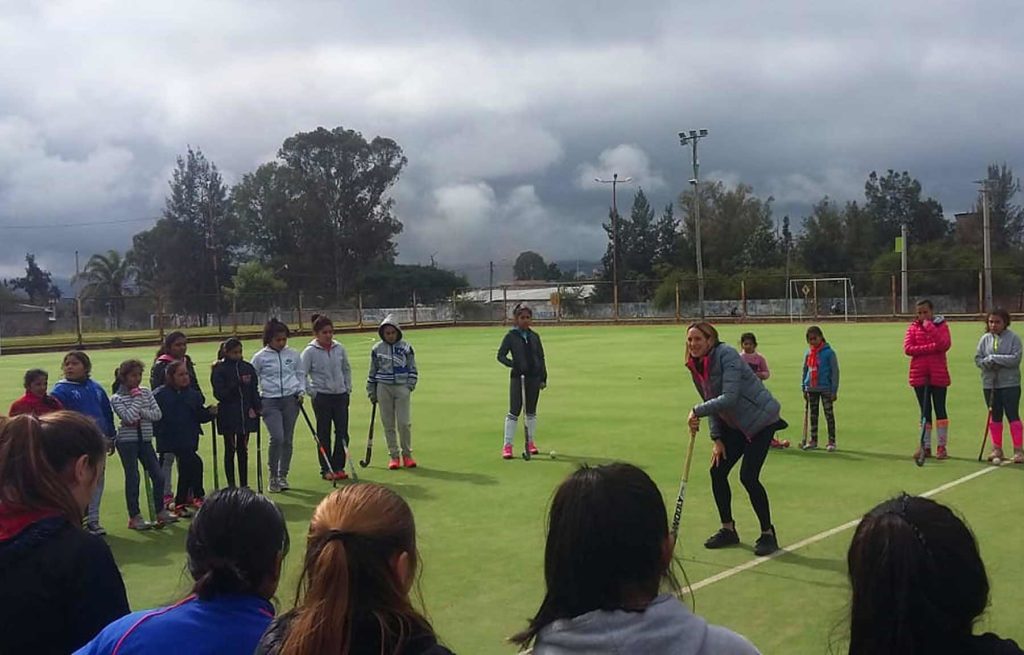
[{"left": 975, "top": 308, "right": 1023, "bottom": 463}]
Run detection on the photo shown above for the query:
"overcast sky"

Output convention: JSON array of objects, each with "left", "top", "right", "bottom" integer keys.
[{"left": 1, "top": 0, "right": 1022, "bottom": 280}]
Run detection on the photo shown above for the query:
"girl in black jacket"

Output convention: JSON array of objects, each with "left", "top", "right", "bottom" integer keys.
[
  {"left": 0, "top": 412, "right": 129, "bottom": 655},
  {"left": 497, "top": 303, "right": 547, "bottom": 460},
  {"left": 211, "top": 338, "right": 261, "bottom": 488},
  {"left": 155, "top": 361, "right": 217, "bottom": 517}
]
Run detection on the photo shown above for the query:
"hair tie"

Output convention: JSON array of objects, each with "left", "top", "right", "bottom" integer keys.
[{"left": 324, "top": 529, "right": 353, "bottom": 543}]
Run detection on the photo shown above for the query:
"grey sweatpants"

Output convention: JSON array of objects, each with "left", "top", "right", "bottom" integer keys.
[
  {"left": 87, "top": 465, "right": 105, "bottom": 524},
  {"left": 263, "top": 395, "right": 300, "bottom": 477},
  {"left": 377, "top": 383, "right": 413, "bottom": 458}
]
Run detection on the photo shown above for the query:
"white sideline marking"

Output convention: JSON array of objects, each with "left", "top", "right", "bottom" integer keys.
[{"left": 682, "top": 462, "right": 1007, "bottom": 595}]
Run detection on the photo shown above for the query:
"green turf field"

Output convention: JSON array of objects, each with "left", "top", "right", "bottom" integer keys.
[{"left": 1, "top": 323, "right": 1021, "bottom": 653}]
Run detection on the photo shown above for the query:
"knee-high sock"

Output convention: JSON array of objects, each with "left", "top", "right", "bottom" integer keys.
[
  {"left": 990, "top": 421, "right": 1004, "bottom": 448},
  {"left": 936, "top": 419, "right": 949, "bottom": 447},
  {"left": 922, "top": 423, "right": 932, "bottom": 449},
  {"left": 1010, "top": 420, "right": 1023, "bottom": 449},
  {"left": 504, "top": 414, "right": 517, "bottom": 446},
  {"left": 525, "top": 414, "right": 537, "bottom": 444}
]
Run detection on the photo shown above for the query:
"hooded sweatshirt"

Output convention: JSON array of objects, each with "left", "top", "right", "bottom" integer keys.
[
  {"left": 975, "top": 329, "right": 1023, "bottom": 390},
  {"left": 366, "top": 315, "right": 418, "bottom": 391},
  {"left": 301, "top": 338, "right": 352, "bottom": 396},
  {"left": 0, "top": 505, "right": 129, "bottom": 654},
  {"left": 251, "top": 346, "right": 306, "bottom": 399},
  {"left": 51, "top": 378, "right": 116, "bottom": 438},
  {"left": 533, "top": 594, "right": 760, "bottom": 655},
  {"left": 8, "top": 391, "right": 63, "bottom": 417}
]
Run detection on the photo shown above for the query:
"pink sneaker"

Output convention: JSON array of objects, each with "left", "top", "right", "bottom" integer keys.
[
  {"left": 935, "top": 445, "right": 949, "bottom": 460},
  {"left": 402, "top": 455, "right": 417, "bottom": 468},
  {"left": 502, "top": 444, "right": 513, "bottom": 460},
  {"left": 528, "top": 442, "right": 539, "bottom": 455},
  {"left": 388, "top": 458, "right": 401, "bottom": 470}
]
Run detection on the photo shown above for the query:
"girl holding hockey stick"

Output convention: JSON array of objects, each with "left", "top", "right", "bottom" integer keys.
[
  {"left": 904, "top": 299, "right": 953, "bottom": 460},
  {"left": 302, "top": 314, "right": 353, "bottom": 481},
  {"left": 212, "top": 338, "right": 262, "bottom": 487},
  {"left": 367, "top": 315, "right": 418, "bottom": 470},
  {"left": 801, "top": 326, "right": 840, "bottom": 451},
  {"left": 975, "top": 308, "right": 1023, "bottom": 464},
  {"left": 497, "top": 303, "right": 547, "bottom": 460},
  {"left": 252, "top": 319, "right": 306, "bottom": 492}
]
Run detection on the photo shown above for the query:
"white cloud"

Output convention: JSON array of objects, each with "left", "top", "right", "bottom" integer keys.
[
  {"left": 577, "top": 144, "right": 667, "bottom": 192},
  {"left": 426, "top": 122, "right": 563, "bottom": 181}
]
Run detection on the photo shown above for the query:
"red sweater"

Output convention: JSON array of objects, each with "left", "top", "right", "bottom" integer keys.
[{"left": 8, "top": 393, "right": 64, "bottom": 417}]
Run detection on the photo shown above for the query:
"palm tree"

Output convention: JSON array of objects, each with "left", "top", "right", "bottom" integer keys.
[{"left": 75, "top": 250, "right": 135, "bottom": 329}]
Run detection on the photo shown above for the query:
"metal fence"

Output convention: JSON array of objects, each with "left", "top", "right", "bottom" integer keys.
[{"left": 1, "top": 267, "right": 1022, "bottom": 352}]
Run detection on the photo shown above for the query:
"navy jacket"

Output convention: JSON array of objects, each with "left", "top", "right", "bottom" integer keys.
[
  {"left": 498, "top": 328, "right": 547, "bottom": 382},
  {"left": 211, "top": 359, "right": 261, "bottom": 435},
  {"left": 153, "top": 385, "right": 214, "bottom": 453}
]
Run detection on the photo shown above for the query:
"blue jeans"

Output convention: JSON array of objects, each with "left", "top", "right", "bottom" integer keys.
[{"left": 116, "top": 439, "right": 164, "bottom": 517}]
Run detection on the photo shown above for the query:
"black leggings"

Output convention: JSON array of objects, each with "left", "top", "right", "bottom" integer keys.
[
  {"left": 509, "top": 376, "right": 541, "bottom": 416},
  {"left": 710, "top": 424, "right": 776, "bottom": 531},
  {"left": 984, "top": 387, "right": 1022, "bottom": 423},
  {"left": 313, "top": 392, "right": 350, "bottom": 472},
  {"left": 914, "top": 385, "right": 948, "bottom": 423},
  {"left": 222, "top": 433, "right": 249, "bottom": 487},
  {"left": 172, "top": 449, "right": 205, "bottom": 506}
]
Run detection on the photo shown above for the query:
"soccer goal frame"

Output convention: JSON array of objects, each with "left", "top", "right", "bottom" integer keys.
[{"left": 787, "top": 277, "right": 858, "bottom": 322}]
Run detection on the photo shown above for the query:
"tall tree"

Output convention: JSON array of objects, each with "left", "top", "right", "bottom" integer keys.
[
  {"left": 513, "top": 251, "right": 549, "bottom": 280},
  {"left": 76, "top": 250, "right": 135, "bottom": 328},
  {"left": 7, "top": 254, "right": 61, "bottom": 304},
  {"left": 976, "top": 163, "right": 1023, "bottom": 249},
  {"left": 865, "top": 170, "right": 949, "bottom": 246},
  {"left": 798, "top": 198, "right": 849, "bottom": 273},
  {"left": 653, "top": 203, "right": 678, "bottom": 268}
]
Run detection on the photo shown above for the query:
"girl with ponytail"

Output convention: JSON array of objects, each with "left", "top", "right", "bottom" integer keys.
[
  {"left": 256, "top": 484, "right": 453, "bottom": 655},
  {"left": 0, "top": 412, "right": 129, "bottom": 654},
  {"left": 77, "top": 487, "right": 288, "bottom": 655}
]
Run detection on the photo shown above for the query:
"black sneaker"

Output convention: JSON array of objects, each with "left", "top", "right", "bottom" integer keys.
[
  {"left": 754, "top": 527, "right": 779, "bottom": 556},
  {"left": 704, "top": 527, "right": 740, "bottom": 549}
]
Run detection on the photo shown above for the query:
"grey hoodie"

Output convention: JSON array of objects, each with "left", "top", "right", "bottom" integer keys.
[
  {"left": 366, "top": 314, "right": 418, "bottom": 392},
  {"left": 975, "top": 329, "right": 1022, "bottom": 389},
  {"left": 301, "top": 339, "right": 352, "bottom": 396},
  {"left": 533, "top": 594, "right": 760, "bottom": 655}
]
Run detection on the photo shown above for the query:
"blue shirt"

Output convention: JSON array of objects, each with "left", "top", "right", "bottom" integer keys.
[
  {"left": 74, "top": 594, "right": 274, "bottom": 655},
  {"left": 51, "top": 379, "right": 116, "bottom": 437}
]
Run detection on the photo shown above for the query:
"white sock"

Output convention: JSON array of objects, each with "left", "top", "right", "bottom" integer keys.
[
  {"left": 526, "top": 414, "right": 537, "bottom": 444},
  {"left": 504, "top": 414, "right": 517, "bottom": 446}
]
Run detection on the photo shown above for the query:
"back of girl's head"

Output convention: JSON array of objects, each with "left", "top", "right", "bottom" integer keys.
[
  {"left": 281, "top": 484, "right": 429, "bottom": 655},
  {"left": 0, "top": 412, "right": 106, "bottom": 525},
  {"left": 187, "top": 487, "right": 288, "bottom": 600},
  {"left": 739, "top": 332, "right": 757, "bottom": 346},
  {"left": 23, "top": 369, "right": 48, "bottom": 389},
  {"left": 113, "top": 359, "right": 144, "bottom": 390},
  {"left": 216, "top": 337, "right": 243, "bottom": 363},
  {"left": 156, "top": 330, "right": 187, "bottom": 357},
  {"left": 513, "top": 463, "right": 675, "bottom": 648},
  {"left": 989, "top": 308, "right": 1011, "bottom": 328},
  {"left": 846, "top": 494, "right": 988, "bottom": 654},
  {"left": 63, "top": 350, "right": 92, "bottom": 376},
  {"left": 263, "top": 318, "right": 290, "bottom": 346},
  {"left": 311, "top": 314, "right": 333, "bottom": 333},
  {"left": 806, "top": 325, "right": 824, "bottom": 341}
]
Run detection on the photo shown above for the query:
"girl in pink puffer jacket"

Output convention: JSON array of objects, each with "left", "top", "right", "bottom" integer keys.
[{"left": 904, "top": 299, "right": 952, "bottom": 460}]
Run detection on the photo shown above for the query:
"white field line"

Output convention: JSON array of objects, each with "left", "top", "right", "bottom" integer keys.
[{"left": 682, "top": 462, "right": 1008, "bottom": 595}]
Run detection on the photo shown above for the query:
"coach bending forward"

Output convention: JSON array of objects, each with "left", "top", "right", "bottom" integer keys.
[{"left": 685, "top": 322, "right": 786, "bottom": 557}]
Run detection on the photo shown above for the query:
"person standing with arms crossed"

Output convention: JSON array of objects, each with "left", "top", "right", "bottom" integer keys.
[{"left": 904, "top": 299, "right": 953, "bottom": 460}]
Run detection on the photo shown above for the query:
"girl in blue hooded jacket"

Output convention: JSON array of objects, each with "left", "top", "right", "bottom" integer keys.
[{"left": 801, "top": 326, "right": 840, "bottom": 451}]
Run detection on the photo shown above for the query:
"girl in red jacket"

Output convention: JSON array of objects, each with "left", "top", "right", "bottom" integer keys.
[
  {"left": 8, "top": 369, "right": 63, "bottom": 417},
  {"left": 904, "top": 299, "right": 953, "bottom": 460}
]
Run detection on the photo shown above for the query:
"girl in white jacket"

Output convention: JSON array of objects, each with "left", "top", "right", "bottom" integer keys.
[{"left": 251, "top": 319, "right": 306, "bottom": 493}]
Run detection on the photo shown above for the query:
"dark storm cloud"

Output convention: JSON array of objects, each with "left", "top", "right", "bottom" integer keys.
[{"left": 1, "top": 0, "right": 1022, "bottom": 277}]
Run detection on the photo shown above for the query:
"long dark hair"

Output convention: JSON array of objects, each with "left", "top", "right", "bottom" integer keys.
[
  {"left": 280, "top": 484, "right": 436, "bottom": 655},
  {"left": 187, "top": 487, "right": 288, "bottom": 600},
  {"left": 156, "top": 331, "right": 188, "bottom": 358},
  {"left": 63, "top": 350, "right": 92, "bottom": 377},
  {"left": 988, "top": 308, "right": 1011, "bottom": 329},
  {"left": 512, "top": 463, "right": 682, "bottom": 648},
  {"left": 311, "top": 313, "right": 333, "bottom": 334},
  {"left": 112, "top": 359, "right": 145, "bottom": 394},
  {"left": 0, "top": 412, "right": 107, "bottom": 525},
  {"left": 263, "top": 319, "right": 290, "bottom": 346},
  {"left": 846, "top": 494, "right": 990, "bottom": 654},
  {"left": 215, "top": 337, "right": 243, "bottom": 365}
]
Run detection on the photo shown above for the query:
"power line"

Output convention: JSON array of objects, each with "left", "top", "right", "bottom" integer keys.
[{"left": 0, "top": 217, "right": 156, "bottom": 230}]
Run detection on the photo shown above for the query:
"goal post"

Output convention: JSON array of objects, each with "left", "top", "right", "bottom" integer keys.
[{"left": 787, "top": 277, "right": 857, "bottom": 322}]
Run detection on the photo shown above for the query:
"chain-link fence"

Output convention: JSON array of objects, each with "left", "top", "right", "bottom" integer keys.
[{"left": 2, "top": 266, "right": 1022, "bottom": 352}]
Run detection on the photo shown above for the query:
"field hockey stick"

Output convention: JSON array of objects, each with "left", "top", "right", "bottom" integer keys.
[
  {"left": 915, "top": 386, "right": 931, "bottom": 467},
  {"left": 137, "top": 424, "right": 155, "bottom": 525},
  {"left": 255, "top": 417, "right": 264, "bottom": 494},
  {"left": 298, "top": 402, "right": 339, "bottom": 486},
  {"left": 211, "top": 424, "right": 220, "bottom": 490},
  {"left": 977, "top": 407, "right": 993, "bottom": 462},
  {"left": 359, "top": 401, "right": 377, "bottom": 467},
  {"left": 671, "top": 427, "right": 699, "bottom": 543},
  {"left": 799, "top": 396, "right": 809, "bottom": 448},
  {"left": 520, "top": 375, "right": 531, "bottom": 461}
]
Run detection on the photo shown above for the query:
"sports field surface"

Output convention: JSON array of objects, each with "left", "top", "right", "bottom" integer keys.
[{"left": 1, "top": 322, "right": 1021, "bottom": 653}]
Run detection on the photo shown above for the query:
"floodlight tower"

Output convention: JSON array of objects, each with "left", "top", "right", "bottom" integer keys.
[
  {"left": 974, "top": 178, "right": 994, "bottom": 311},
  {"left": 595, "top": 173, "right": 633, "bottom": 320},
  {"left": 679, "top": 128, "right": 709, "bottom": 318}
]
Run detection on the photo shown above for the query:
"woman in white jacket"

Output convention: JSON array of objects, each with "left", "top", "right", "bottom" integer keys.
[
  {"left": 251, "top": 319, "right": 306, "bottom": 493},
  {"left": 512, "top": 463, "right": 760, "bottom": 655}
]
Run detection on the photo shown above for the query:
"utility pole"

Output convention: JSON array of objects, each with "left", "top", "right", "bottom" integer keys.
[
  {"left": 900, "top": 221, "right": 909, "bottom": 314},
  {"left": 974, "top": 179, "right": 994, "bottom": 311},
  {"left": 679, "top": 129, "right": 709, "bottom": 318},
  {"left": 489, "top": 260, "right": 494, "bottom": 302},
  {"left": 595, "top": 173, "right": 633, "bottom": 320}
]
